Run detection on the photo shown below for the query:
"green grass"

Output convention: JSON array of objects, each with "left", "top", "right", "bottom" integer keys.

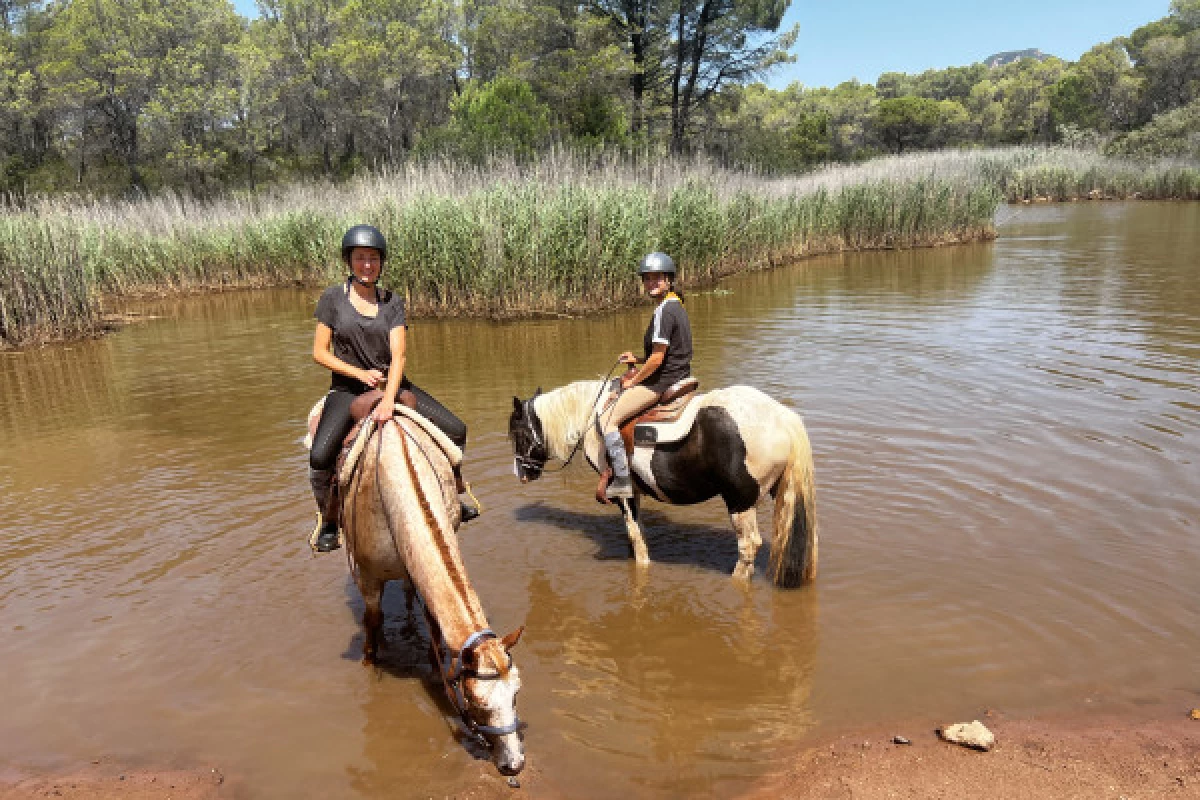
[{"left": 3, "top": 145, "right": 1195, "bottom": 347}]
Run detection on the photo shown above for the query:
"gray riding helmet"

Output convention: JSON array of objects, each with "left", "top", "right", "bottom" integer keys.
[
  {"left": 341, "top": 224, "right": 388, "bottom": 262},
  {"left": 638, "top": 252, "right": 676, "bottom": 275}
]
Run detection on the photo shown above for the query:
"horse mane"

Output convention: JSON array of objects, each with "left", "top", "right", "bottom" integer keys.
[
  {"left": 392, "top": 419, "right": 473, "bottom": 611},
  {"left": 532, "top": 379, "right": 606, "bottom": 461}
]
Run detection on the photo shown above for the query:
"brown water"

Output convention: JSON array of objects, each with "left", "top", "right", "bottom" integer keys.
[{"left": 2, "top": 203, "right": 1199, "bottom": 797}]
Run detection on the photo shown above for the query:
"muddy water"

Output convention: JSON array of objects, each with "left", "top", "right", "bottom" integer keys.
[{"left": 2, "top": 202, "right": 1198, "bottom": 797}]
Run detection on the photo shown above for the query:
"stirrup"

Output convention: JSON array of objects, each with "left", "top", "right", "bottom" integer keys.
[
  {"left": 458, "top": 480, "right": 482, "bottom": 524},
  {"left": 605, "top": 474, "right": 634, "bottom": 500},
  {"left": 309, "top": 512, "right": 341, "bottom": 554}
]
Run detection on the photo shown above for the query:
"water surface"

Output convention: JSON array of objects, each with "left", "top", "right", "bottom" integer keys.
[{"left": 2, "top": 202, "right": 1198, "bottom": 797}]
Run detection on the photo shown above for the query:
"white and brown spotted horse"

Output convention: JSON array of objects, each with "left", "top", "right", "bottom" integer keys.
[{"left": 509, "top": 380, "right": 818, "bottom": 587}]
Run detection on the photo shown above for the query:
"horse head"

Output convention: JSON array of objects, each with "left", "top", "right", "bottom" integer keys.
[
  {"left": 509, "top": 391, "right": 546, "bottom": 482},
  {"left": 461, "top": 627, "right": 525, "bottom": 775}
]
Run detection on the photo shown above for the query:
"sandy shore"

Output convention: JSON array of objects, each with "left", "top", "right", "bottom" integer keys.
[
  {"left": 3, "top": 707, "right": 1198, "bottom": 798},
  {"left": 749, "top": 706, "right": 1200, "bottom": 800}
]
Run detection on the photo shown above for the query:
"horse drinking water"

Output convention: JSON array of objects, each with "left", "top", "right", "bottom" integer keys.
[
  {"left": 509, "top": 379, "right": 818, "bottom": 587},
  {"left": 306, "top": 395, "right": 526, "bottom": 776}
]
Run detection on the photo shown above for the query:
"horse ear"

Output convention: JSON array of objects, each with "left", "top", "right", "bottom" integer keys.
[
  {"left": 534, "top": 386, "right": 542, "bottom": 396},
  {"left": 513, "top": 396, "right": 522, "bottom": 412},
  {"left": 500, "top": 626, "right": 525, "bottom": 651}
]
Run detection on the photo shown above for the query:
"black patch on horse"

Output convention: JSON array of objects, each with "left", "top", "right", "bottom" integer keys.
[{"left": 646, "top": 407, "right": 759, "bottom": 513}]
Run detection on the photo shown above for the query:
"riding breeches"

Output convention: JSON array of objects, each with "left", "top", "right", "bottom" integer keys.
[
  {"left": 600, "top": 385, "right": 659, "bottom": 436},
  {"left": 308, "top": 380, "right": 468, "bottom": 472}
]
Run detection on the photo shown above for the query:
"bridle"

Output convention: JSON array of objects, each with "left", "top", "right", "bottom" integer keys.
[
  {"left": 512, "top": 397, "right": 552, "bottom": 475},
  {"left": 425, "top": 610, "right": 522, "bottom": 744},
  {"left": 512, "top": 360, "right": 623, "bottom": 477}
]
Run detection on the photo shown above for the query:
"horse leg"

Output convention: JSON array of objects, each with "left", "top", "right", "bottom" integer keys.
[
  {"left": 616, "top": 495, "right": 650, "bottom": 566},
  {"left": 402, "top": 579, "right": 417, "bottom": 632},
  {"left": 360, "top": 574, "right": 385, "bottom": 666},
  {"left": 730, "top": 509, "right": 762, "bottom": 583}
]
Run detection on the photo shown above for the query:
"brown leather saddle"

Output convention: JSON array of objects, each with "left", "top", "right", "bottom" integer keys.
[
  {"left": 595, "top": 375, "right": 699, "bottom": 504},
  {"left": 618, "top": 375, "right": 700, "bottom": 454},
  {"left": 320, "top": 388, "right": 418, "bottom": 520}
]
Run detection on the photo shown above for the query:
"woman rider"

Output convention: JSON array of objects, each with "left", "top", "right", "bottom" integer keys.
[
  {"left": 602, "top": 251, "right": 693, "bottom": 499},
  {"left": 308, "top": 224, "right": 480, "bottom": 553}
]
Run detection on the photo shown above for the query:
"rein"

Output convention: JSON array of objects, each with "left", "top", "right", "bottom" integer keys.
[
  {"left": 355, "top": 414, "right": 521, "bottom": 746},
  {"left": 514, "top": 359, "right": 623, "bottom": 474}
]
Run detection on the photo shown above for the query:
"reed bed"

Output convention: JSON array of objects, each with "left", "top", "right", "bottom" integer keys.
[{"left": 2, "top": 145, "right": 1195, "bottom": 346}]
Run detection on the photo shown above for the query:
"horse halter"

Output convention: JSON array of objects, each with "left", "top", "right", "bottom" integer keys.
[{"left": 428, "top": 621, "right": 522, "bottom": 743}]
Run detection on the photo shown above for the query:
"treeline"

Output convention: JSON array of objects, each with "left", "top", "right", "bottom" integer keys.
[
  {"left": 1, "top": 0, "right": 1198, "bottom": 197},
  {"left": 717, "top": 0, "right": 1200, "bottom": 170},
  {"left": 0, "top": 0, "right": 796, "bottom": 196}
]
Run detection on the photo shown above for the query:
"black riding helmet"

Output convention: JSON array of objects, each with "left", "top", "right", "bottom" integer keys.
[
  {"left": 341, "top": 224, "right": 388, "bottom": 263},
  {"left": 638, "top": 252, "right": 675, "bottom": 275}
]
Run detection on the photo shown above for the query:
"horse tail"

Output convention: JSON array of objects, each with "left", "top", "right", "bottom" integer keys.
[{"left": 769, "top": 417, "right": 818, "bottom": 588}]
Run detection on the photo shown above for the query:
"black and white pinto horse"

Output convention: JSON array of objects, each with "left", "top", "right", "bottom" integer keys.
[{"left": 509, "top": 380, "right": 818, "bottom": 588}]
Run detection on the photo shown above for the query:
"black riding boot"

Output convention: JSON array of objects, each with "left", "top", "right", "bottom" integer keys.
[
  {"left": 309, "top": 467, "right": 341, "bottom": 552},
  {"left": 454, "top": 466, "right": 481, "bottom": 523}
]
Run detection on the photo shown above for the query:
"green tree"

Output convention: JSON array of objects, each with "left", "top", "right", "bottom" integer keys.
[
  {"left": 873, "top": 96, "right": 942, "bottom": 153},
  {"left": 431, "top": 75, "right": 550, "bottom": 161},
  {"left": 42, "top": 0, "right": 242, "bottom": 191},
  {"left": 667, "top": 0, "right": 797, "bottom": 153}
]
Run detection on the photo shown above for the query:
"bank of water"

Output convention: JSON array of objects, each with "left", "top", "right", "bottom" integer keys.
[{"left": 1, "top": 202, "right": 1198, "bottom": 797}]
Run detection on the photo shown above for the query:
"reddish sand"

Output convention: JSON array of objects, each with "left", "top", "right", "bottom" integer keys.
[
  {"left": 4, "top": 709, "right": 1198, "bottom": 799},
  {"left": 748, "top": 708, "right": 1200, "bottom": 800},
  {"left": 0, "top": 768, "right": 229, "bottom": 800}
]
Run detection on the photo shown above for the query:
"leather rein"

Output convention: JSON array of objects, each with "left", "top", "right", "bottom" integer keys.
[{"left": 513, "top": 361, "right": 622, "bottom": 475}]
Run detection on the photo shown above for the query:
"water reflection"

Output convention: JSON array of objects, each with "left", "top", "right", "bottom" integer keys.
[{"left": 522, "top": 569, "right": 817, "bottom": 796}]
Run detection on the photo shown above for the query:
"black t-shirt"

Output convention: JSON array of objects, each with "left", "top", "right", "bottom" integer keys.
[
  {"left": 314, "top": 281, "right": 407, "bottom": 392},
  {"left": 641, "top": 295, "right": 693, "bottom": 393}
]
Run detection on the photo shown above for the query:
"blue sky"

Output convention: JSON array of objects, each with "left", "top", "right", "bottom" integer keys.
[
  {"left": 772, "top": 0, "right": 1169, "bottom": 88},
  {"left": 230, "top": 0, "right": 1171, "bottom": 90}
]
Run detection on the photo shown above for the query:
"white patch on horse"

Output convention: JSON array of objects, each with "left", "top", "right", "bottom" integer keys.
[{"left": 629, "top": 446, "right": 666, "bottom": 502}]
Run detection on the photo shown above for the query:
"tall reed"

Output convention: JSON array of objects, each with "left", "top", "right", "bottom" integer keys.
[{"left": 4, "top": 145, "right": 1194, "bottom": 346}]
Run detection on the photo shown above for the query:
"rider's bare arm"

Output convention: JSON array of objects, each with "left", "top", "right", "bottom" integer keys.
[{"left": 624, "top": 343, "right": 667, "bottom": 388}]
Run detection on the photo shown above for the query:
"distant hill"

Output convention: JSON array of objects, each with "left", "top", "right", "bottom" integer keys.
[{"left": 984, "top": 49, "right": 1053, "bottom": 68}]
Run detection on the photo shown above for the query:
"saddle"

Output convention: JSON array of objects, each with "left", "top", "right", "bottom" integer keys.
[
  {"left": 594, "top": 376, "right": 702, "bottom": 504},
  {"left": 336, "top": 389, "right": 463, "bottom": 485}
]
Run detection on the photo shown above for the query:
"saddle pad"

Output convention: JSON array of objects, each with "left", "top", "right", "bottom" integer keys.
[
  {"left": 632, "top": 393, "right": 707, "bottom": 446},
  {"left": 336, "top": 403, "right": 464, "bottom": 487}
]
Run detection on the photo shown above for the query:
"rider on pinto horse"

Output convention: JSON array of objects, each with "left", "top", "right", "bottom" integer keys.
[{"left": 601, "top": 252, "right": 694, "bottom": 499}]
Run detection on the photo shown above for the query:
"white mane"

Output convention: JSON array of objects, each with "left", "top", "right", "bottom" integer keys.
[{"left": 531, "top": 380, "right": 608, "bottom": 461}]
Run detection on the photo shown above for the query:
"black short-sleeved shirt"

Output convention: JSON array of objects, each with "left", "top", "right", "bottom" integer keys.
[
  {"left": 641, "top": 295, "right": 693, "bottom": 393},
  {"left": 314, "top": 281, "right": 407, "bottom": 392}
]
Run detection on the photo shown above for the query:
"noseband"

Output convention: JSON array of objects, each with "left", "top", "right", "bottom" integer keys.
[{"left": 427, "top": 616, "right": 522, "bottom": 742}]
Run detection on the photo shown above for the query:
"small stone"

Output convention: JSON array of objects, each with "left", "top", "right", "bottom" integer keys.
[
  {"left": 939, "top": 720, "right": 995, "bottom": 751},
  {"left": 507, "top": 777, "right": 521, "bottom": 788},
  {"left": 893, "top": 736, "right": 911, "bottom": 745}
]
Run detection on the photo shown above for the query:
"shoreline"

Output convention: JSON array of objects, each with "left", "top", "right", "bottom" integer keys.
[{"left": 4, "top": 703, "right": 1197, "bottom": 798}]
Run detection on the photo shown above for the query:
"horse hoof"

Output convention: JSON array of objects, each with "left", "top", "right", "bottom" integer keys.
[{"left": 362, "top": 653, "right": 376, "bottom": 667}]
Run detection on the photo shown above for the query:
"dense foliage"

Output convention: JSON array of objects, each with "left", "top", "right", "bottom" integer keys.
[{"left": 0, "top": 0, "right": 1198, "bottom": 196}]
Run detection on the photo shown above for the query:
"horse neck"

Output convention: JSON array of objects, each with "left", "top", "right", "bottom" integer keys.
[
  {"left": 535, "top": 380, "right": 605, "bottom": 461},
  {"left": 380, "top": 425, "right": 488, "bottom": 650}
]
